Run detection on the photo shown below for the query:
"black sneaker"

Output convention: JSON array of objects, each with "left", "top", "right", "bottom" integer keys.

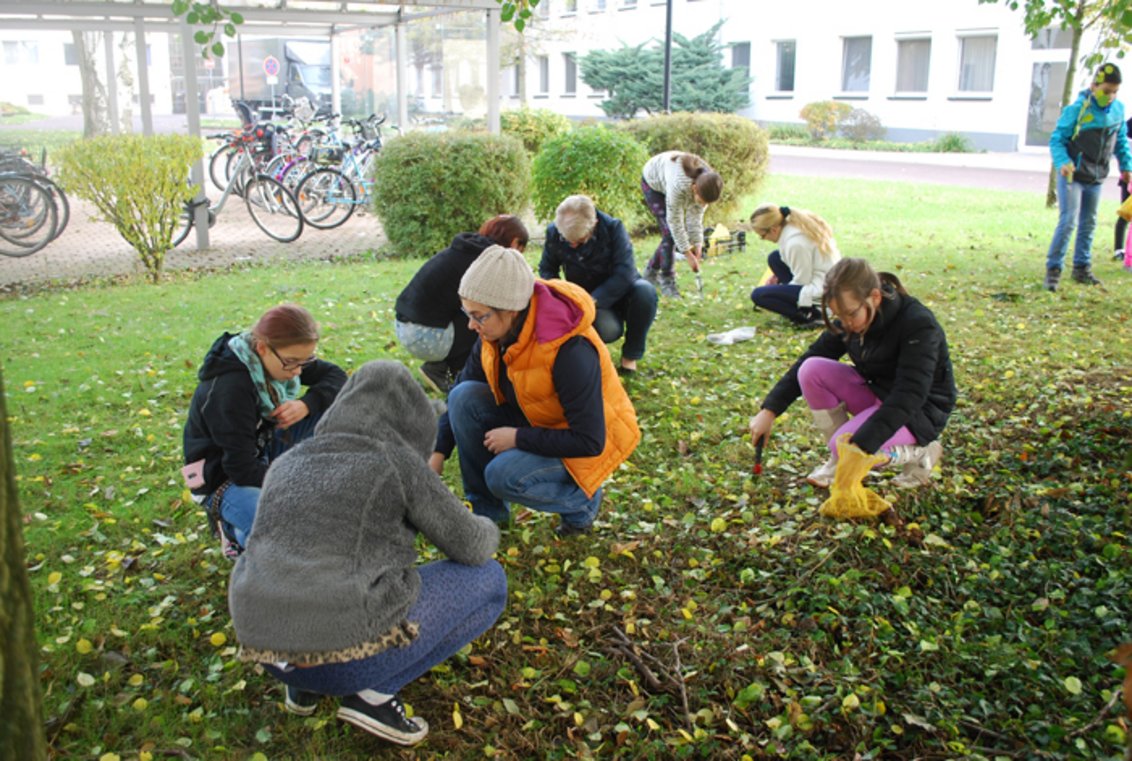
[
  {"left": 337, "top": 694, "right": 429, "bottom": 746},
  {"left": 420, "top": 361, "right": 454, "bottom": 394},
  {"left": 555, "top": 520, "right": 593, "bottom": 537},
  {"left": 284, "top": 685, "right": 319, "bottom": 716}
]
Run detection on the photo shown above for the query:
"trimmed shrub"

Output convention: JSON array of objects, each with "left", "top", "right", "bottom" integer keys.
[
  {"left": 932, "top": 132, "right": 974, "bottom": 153},
  {"left": 766, "top": 122, "right": 809, "bottom": 141},
  {"left": 840, "top": 108, "right": 885, "bottom": 143},
  {"left": 622, "top": 111, "right": 769, "bottom": 226},
  {"left": 372, "top": 130, "right": 529, "bottom": 256},
  {"left": 799, "top": 100, "right": 852, "bottom": 141},
  {"left": 501, "top": 107, "right": 572, "bottom": 156},
  {"left": 55, "top": 134, "right": 201, "bottom": 283},
  {"left": 531, "top": 125, "right": 649, "bottom": 226}
]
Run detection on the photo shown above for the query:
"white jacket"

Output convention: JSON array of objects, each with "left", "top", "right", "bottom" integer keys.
[
  {"left": 778, "top": 224, "right": 840, "bottom": 307},
  {"left": 642, "top": 151, "right": 706, "bottom": 256}
]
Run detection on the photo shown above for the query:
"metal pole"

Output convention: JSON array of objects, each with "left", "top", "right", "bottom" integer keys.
[
  {"left": 181, "top": 19, "right": 209, "bottom": 249},
  {"left": 486, "top": 7, "right": 500, "bottom": 133},
  {"left": 662, "top": 0, "right": 672, "bottom": 113},
  {"left": 103, "top": 31, "right": 120, "bottom": 133},
  {"left": 395, "top": 16, "right": 409, "bottom": 130}
]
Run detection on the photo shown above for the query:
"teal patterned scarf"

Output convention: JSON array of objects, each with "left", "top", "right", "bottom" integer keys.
[{"left": 228, "top": 332, "right": 300, "bottom": 421}]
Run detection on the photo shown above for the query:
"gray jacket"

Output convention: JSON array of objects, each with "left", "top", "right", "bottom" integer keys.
[{"left": 228, "top": 360, "right": 499, "bottom": 663}]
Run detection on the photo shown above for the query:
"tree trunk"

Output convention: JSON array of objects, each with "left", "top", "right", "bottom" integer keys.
[
  {"left": 1049, "top": 2, "right": 1087, "bottom": 208},
  {"left": 0, "top": 369, "right": 47, "bottom": 761},
  {"left": 72, "top": 30, "right": 109, "bottom": 138}
]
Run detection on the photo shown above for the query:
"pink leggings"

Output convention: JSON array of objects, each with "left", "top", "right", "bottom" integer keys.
[{"left": 797, "top": 357, "right": 917, "bottom": 456}]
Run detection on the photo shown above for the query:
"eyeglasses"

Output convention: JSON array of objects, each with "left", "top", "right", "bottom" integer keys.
[
  {"left": 269, "top": 344, "right": 318, "bottom": 371},
  {"left": 461, "top": 307, "right": 495, "bottom": 325},
  {"left": 833, "top": 301, "right": 868, "bottom": 323},
  {"left": 754, "top": 226, "right": 773, "bottom": 239}
]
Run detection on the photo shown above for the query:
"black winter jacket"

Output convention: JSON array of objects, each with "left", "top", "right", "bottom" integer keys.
[
  {"left": 761, "top": 288, "right": 956, "bottom": 453},
  {"left": 182, "top": 333, "right": 346, "bottom": 495},
  {"left": 395, "top": 233, "right": 498, "bottom": 327}
]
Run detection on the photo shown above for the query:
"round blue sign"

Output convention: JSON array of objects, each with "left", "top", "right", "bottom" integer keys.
[{"left": 263, "top": 55, "right": 280, "bottom": 77}]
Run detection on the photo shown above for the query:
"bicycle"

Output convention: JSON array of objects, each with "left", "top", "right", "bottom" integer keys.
[
  {"left": 0, "top": 146, "right": 69, "bottom": 247},
  {"left": 294, "top": 114, "right": 387, "bottom": 230},
  {"left": 0, "top": 172, "right": 59, "bottom": 257},
  {"left": 173, "top": 125, "right": 304, "bottom": 247}
]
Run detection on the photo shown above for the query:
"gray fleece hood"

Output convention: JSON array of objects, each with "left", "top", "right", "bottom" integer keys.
[{"left": 315, "top": 360, "right": 437, "bottom": 458}]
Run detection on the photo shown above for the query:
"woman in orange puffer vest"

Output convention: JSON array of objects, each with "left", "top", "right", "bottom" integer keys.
[{"left": 430, "top": 245, "right": 640, "bottom": 536}]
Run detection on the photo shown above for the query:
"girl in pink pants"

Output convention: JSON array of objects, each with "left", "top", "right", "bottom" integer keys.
[{"left": 749, "top": 258, "right": 956, "bottom": 489}]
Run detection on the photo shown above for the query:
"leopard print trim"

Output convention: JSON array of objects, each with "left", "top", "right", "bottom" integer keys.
[{"left": 237, "top": 620, "right": 419, "bottom": 666}]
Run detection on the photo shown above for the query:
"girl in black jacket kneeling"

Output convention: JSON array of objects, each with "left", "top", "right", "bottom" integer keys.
[{"left": 749, "top": 258, "right": 957, "bottom": 489}]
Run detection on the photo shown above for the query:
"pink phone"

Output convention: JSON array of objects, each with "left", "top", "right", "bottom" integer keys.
[{"left": 181, "top": 459, "right": 206, "bottom": 489}]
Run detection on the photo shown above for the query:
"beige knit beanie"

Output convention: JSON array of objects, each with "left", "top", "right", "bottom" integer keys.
[{"left": 458, "top": 245, "right": 535, "bottom": 311}]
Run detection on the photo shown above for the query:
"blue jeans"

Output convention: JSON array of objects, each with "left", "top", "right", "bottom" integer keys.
[
  {"left": 447, "top": 381, "right": 603, "bottom": 528},
  {"left": 593, "top": 279, "right": 658, "bottom": 361},
  {"left": 215, "top": 412, "right": 321, "bottom": 548},
  {"left": 1047, "top": 174, "right": 1103, "bottom": 270},
  {"left": 264, "top": 559, "right": 507, "bottom": 696}
]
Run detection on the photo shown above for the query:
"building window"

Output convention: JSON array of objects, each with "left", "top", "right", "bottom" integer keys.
[
  {"left": 64, "top": 42, "right": 78, "bottom": 66},
  {"left": 564, "top": 52, "right": 577, "bottom": 94},
  {"left": 537, "top": 0, "right": 550, "bottom": 17},
  {"left": 562, "top": 0, "right": 577, "bottom": 13},
  {"left": 895, "top": 38, "right": 931, "bottom": 93},
  {"left": 27, "top": 94, "right": 44, "bottom": 106},
  {"left": 1031, "top": 26, "right": 1072, "bottom": 50},
  {"left": 958, "top": 35, "right": 997, "bottom": 92},
  {"left": 731, "top": 42, "right": 750, "bottom": 78},
  {"left": 590, "top": 0, "right": 606, "bottom": 11},
  {"left": 537, "top": 55, "right": 549, "bottom": 94},
  {"left": 841, "top": 36, "right": 871, "bottom": 92},
  {"left": 505, "top": 64, "right": 519, "bottom": 97},
  {"left": 430, "top": 65, "right": 443, "bottom": 98},
  {"left": 3, "top": 41, "right": 39, "bottom": 66},
  {"left": 775, "top": 40, "right": 796, "bottom": 92}
]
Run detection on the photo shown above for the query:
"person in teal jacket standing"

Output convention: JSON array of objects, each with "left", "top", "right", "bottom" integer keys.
[{"left": 1045, "top": 62, "right": 1132, "bottom": 291}]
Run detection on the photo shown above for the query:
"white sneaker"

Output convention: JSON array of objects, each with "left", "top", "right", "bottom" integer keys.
[
  {"left": 891, "top": 440, "right": 943, "bottom": 488},
  {"left": 805, "top": 457, "right": 838, "bottom": 488}
]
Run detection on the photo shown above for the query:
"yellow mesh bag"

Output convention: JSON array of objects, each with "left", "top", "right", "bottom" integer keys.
[{"left": 819, "top": 434, "right": 892, "bottom": 519}]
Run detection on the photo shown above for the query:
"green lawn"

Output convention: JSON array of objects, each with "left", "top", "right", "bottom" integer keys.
[{"left": 3, "top": 175, "right": 1130, "bottom": 760}]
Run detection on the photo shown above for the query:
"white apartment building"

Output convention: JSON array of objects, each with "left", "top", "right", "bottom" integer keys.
[{"left": 468, "top": 0, "right": 1104, "bottom": 152}]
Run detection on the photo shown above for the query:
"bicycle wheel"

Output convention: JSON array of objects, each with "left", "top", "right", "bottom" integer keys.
[
  {"left": 30, "top": 176, "right": 69, "bottom": 241},
  {"left": 278, "top": 156, "right": 312, "bottom": 192},
  {"left": 209, "top": 144, "right": 237, "bottom": 191},
  {"left": 244, "top": 175, "right": 303, "bottom": 242},
  {"left": 0, "top": 175, "right": 57, "bottom": 257},
  {"left": 295, "top": 167, "right": 357, "bottom": 230}
]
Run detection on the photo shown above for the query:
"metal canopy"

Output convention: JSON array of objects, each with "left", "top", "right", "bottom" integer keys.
[{"left": 0, "top": 0, "right": 503, "bottom": 249}]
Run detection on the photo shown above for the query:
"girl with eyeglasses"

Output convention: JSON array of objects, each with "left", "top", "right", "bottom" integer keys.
[
  {"left": 183, "top": 303, "right": 346, "bottom": 555},
  {"left": 748, "top": 203, "right": 841, "bottom": 328},
  {"left": 748, "top": 258, "right": 956, "bottom": 490}
]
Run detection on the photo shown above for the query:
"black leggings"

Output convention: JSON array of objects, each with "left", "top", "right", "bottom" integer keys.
[{"left": 1116, "top": 178, "right": 1130, "bottom": 253}]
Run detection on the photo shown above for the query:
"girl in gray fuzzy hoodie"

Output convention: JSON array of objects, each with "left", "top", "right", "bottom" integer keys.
[{"left": 228, "top": 360, "right": 505, "bottom": 746}]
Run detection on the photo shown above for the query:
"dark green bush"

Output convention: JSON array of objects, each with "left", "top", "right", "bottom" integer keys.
[
  {"left": 622, "top": 111, "right": 769, "bottom": 226},
  {"left": 372, "top": 130, "right": 529, "bottom": 256},
  {"left": 840, "top": 108, "right": 885, "bottom": 143},
  {"left": 55, "top": 134, "right": 201, "bottom": 282},
  {"left": 530, "top": 125, "right": 649, "bottom": 226},
  {"left": 500, "top": 107, "right": 572, "bottom": 156},
  {"left": 799, "top": 100, "right": 852, "bottom": 141}
]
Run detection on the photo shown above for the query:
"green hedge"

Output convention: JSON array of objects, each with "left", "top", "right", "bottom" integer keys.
[
  {"left": 372, "top": 131, "right": 530, "bottom": 256},
  {"left": 530, "top": 125, "right": 649, "bottom": 227},
  {"left": 500, "top": 107, "right": 572, "bottom": 156},
  {"left": 621, "top": 112, "right": 769, "bottom": 226}
]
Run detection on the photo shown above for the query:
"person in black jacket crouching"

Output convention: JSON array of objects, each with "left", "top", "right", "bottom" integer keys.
[
  {"left": 183, "top": 303, "right": 346, "bottom": 555},
  {"left": 395, "top": 214, "right": 529, "bottom": 392},
  {"left": 748, "top": 258, "right": 956, "bottom": 490},
  {"left": 540, "top": 195, "right": 657, "bottom": 374}
]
